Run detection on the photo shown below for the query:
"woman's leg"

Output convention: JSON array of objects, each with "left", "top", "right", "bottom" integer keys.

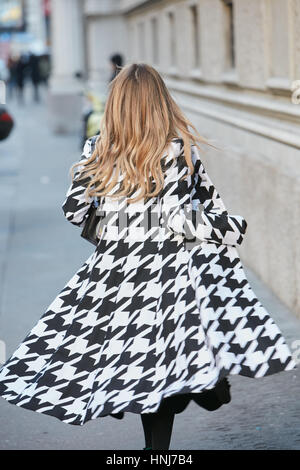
[
  {"left": 141, "top": 413, "right": 154, "bottom": 448},
  {"left": 141, "top": 407, "right": 175, "bottom": 450},
  {"left": 151, "top": 408, "right": 175, "bottom": 450}
]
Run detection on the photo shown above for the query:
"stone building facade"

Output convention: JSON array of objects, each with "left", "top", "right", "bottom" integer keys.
[{"left": 48, "top": 0, "right": 300, "bottom": 318}]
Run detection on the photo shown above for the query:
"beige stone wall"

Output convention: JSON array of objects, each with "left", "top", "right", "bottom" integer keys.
[{"left": 122, "top": 0, "right": 300, "bottom": 318}]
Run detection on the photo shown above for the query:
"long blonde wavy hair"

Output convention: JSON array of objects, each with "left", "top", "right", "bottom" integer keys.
[{"left": 71, "top": 63, "right": 212, "bottom": 204}]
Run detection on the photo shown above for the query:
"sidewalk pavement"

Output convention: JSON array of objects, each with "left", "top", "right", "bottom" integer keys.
[{"left": 0, "top": 90, "right": 299, "bottom": 450}]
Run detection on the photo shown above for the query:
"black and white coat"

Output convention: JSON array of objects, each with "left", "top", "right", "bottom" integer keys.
[{"left": 0, "top": 136, "right": 296, "bottom": 426}]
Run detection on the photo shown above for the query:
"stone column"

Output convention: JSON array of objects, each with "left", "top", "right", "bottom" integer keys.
[{"left": 47, "top": 0, "right": 85, "bottom": 134}]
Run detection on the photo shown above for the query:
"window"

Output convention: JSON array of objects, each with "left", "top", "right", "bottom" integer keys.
[
  {"left": 138, "top": 21, "right": 145, "bottom": 60},
  {"left": 190, "top": 4, "right": 200, "bottom": 69},
  {"left": 223, "top": 0, "right": 235, "bottom": 70},
  {"left": 269, "top": 0, "right": 290, "bottom": 80},
  {"left": 151, "top": 17, "right": 159, "bottom": 65},
  {"left": 128, "top": 23, "right": 135, "bottom": 61},
  {"left": 168, "top": 11, "right": 176, "bottom": 67}
]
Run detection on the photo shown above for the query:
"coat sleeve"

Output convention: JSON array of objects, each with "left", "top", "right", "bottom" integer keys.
[
  {"left": 62, "top": 137, "right": 94, "bottom": 227},
  {"left": 165, "top": 143, "right": 248, "bottom": 246}
]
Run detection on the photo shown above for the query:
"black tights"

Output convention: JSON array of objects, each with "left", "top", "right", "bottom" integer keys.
[{"left": 141, "top": 407, "right": 175, "bottom": 450}]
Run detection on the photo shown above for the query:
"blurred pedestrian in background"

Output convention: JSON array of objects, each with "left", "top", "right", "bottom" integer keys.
[
  {"left": 6, "top": 54, "right": 18, "bottom": 101},
  {"left": 28, "top": 52, "right": 42, "bottom": 103},
  {"left": 38, "top": 53, "right": 51, "bottom": 87},
  {"left": 109, "top": 53, "right": 123, "bottom": 82},
  {"left": 15, "top": 53, "right": 28, "bottom": 105},
  {"left": 81, "top": 91, "right": 104, "bottom": 148}
]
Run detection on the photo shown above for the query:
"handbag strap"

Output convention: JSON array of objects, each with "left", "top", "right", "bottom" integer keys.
[{"left": 90, "top": 135, "right": 101, "bottom": 208}]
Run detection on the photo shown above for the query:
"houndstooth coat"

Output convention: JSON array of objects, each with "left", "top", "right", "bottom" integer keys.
[{"left": 0, "top": 135, "right": 297, "bottom": 425}]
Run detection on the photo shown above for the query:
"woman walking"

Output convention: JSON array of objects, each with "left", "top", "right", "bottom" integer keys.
[{"left": 0, "top": 63, "right": 296, "bottom": 450}]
